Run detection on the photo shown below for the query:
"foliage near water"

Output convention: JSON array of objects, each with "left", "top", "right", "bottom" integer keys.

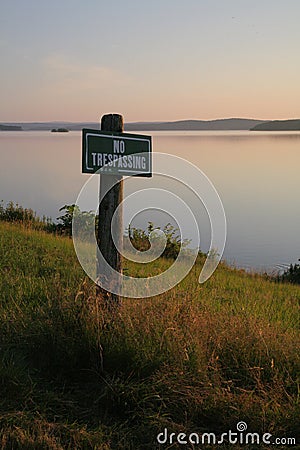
[
  {"left": 0, "top": 220, "right": 299, "bottom": 449},
  {"left": 0, "top": 200, "right": 55, "bottom": 232},
  {"left": 278, "top": 260, "right": 300, "bottom": 285}
]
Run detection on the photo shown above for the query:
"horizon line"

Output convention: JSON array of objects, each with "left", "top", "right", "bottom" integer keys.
[{"left": 3, "top": 116, "right": 299, "bottom": 124}]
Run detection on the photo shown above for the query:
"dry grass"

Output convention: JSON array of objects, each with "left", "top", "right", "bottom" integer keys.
[{"left": 0, "top": 222, "right": 299, "bottom": 449}]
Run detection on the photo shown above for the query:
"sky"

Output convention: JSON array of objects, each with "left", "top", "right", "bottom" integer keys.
[{"left": 1, "top": 0, "right": 300, "bottom": 122}]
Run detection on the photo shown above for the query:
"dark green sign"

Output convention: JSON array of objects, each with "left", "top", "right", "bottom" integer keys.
[{"left": 82, "top": 129, "right": 152, "bottom": 176}]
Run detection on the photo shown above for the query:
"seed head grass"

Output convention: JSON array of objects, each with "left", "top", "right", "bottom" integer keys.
[{"left": 0, "top": 222, "right": 299, "bottom": 449}]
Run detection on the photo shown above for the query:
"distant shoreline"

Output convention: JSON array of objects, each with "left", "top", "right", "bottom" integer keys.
[
  {"left": 0, "top": 124, "right": 23, "bottom": 131},
  {"left": 1, "top": 118, "right": 300, "bottom": 132},
  {"left": 250, "top": 119, "right": 300, "bottom": 131},
  {"left": 1, "top": 118, "right": 265, "bottom": 132}
]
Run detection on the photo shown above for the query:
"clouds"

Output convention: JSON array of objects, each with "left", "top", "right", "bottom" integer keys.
[
  {"left": 13, "top": 53, "right": 136, "bottom": 120},
  {"left": 41, "top": 54, "right": 131, "bottom": 94},
  {"left": 1, "top": 0, "right": 300, "bottom": 121}
]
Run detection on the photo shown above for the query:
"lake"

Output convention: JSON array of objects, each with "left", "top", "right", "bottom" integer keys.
[{"left": 1, "top": 130, "right": 300, "bottom": 273}]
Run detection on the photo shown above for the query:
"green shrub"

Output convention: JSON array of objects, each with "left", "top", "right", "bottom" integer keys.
[
  {"left": 278, "top": 260, "right": 300, "bottom": 284},
  {"left": 126, "top": 221, "right": 191, "bottom": 260},
  {"left": 0, "top": 201, "right": 55, "bottom": 232},
  {"left": 57, "top": 204, "right": 97, "bottom": 237}
]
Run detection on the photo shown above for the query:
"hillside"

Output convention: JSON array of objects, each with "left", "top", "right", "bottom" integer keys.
[
  {"left": 251, "top": 119, "right": 300, "bottom": 131},
  {"left": 2, "top": 118, "right": 266, "bottom": 131},
  {"left": 125, "top": 118, "right": 266, "bottom": 131},
  {"left": 0, "top": 221, "right": 299, "bottom": 449},
  {"left": 0, "top": 124, "right": 22, "bottom": 131}
]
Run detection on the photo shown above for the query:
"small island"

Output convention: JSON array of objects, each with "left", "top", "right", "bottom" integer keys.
[
  {"left": 51, "top": 128, "right": 69, "bottom": 133},
  {"left": 0, "top": 124, "right": 22, "bottom": 131}
]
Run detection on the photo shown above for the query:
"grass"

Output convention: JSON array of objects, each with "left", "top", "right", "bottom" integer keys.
[{"left": 0, "top": 221, "right": 299, "bottom": 449}]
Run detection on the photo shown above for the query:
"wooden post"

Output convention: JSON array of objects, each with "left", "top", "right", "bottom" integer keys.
[{"left": 97, "top": 113, "right": 123, "bottom": 304}]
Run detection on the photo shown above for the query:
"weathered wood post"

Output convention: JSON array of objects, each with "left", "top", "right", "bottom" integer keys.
[
  {"left": 97, "top": 113, "right": 124, "bottom": 304},
  {"left": 81, "top": 115, "right": 151, "bottom": 301}
]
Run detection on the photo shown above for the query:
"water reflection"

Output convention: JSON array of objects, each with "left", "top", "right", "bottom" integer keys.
[{"left": 1, "top": 130, "right": 300, "bottom": 271}]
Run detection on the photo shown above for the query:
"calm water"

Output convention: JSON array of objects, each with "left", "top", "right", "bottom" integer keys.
[{"left": 1, "top": 130, "right": 300, "bottom": 272}]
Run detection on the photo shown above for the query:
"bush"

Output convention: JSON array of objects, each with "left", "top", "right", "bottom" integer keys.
[
  {"left": 278, "top": 260, "right": 300, "bottom": 284},
  {"left": 57, "top": 204, "right": 96, "bottom": 237},
  {"left": 0, "top": 201, "right": 55, "bottom": 232},
  {"left": 0, "top": 202, "right": 95, "bottom": 237},
  {"left": 126, "top": 222, "right": 191, "bottom": 260}
]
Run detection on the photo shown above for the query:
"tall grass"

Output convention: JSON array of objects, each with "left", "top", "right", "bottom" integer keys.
[
  {"left": 0, "top": 221, "right": 299, "bottom": 449},
  {"left": 0, "top": 201, "right": 55, "bottom": 232}
]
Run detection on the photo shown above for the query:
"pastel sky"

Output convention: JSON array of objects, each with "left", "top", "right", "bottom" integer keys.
[{"left": 1, "top": 0, "right": 300, "bottom": 122}]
